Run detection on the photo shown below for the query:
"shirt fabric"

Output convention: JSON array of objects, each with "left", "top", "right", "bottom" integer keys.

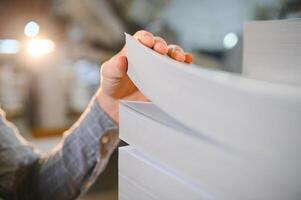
[{"left": 0, "top": 97, "right": 119, "bottom": 200}]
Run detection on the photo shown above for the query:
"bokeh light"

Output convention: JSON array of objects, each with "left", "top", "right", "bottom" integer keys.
[
  {"left": 223, "top": 32, "right": 239, "bottom": 49},
  {"left": 0, "top": 39, "right": 20, "bottom": 54},
  {"left": 26, "top": 38, "right": 55, "bottom": 57},
  {"left": 24, "top": 21, "right": 40, "bottom": 38}
]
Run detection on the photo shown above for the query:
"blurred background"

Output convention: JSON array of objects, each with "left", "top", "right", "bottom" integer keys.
[{"left": 0, "top": 0, "right": 300, "bottom": 199}]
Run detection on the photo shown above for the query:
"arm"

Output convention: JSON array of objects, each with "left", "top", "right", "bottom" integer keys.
[
  {"left": 0, "top": 108, "right": 39, "bottom": 199},
  {"left": 0, "top": 96, "right": 118, "bottom": 200},
  {"left": 0, "top": 30, "right": 192, "bottom": 200}
]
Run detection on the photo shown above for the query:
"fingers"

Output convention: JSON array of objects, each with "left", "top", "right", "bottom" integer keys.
[
  {"left": 133, "top": 30, "right": 168, "bottom": 55},
  {"left": 133, "top": 30, "right": 155, "bottom": 48},
  {"left": 133, "top": 30, "right": 193, "bottom": 63},
  {"left": 153, "top": 37, "right": 168, "bottom": 55},
  {"left": 168, "top": 45, "right": 186, "bottom": 62},
  {"left": 184, "top": 53, "right": 193, "bottom": 64},
  {"left": 167, "top": 44, "right": 193, "bottom": 63}
]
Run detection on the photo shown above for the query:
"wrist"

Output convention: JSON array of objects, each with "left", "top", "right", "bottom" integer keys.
[{"left": 96, "top": 89, "right": 119, "bottom": 123}]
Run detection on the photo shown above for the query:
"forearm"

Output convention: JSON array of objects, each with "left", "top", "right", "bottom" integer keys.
[
  {"left": 16, "top": 97, "right": 119, "bottom": 200},
  {"left": 0, "top": 109, "right": 40, "bottom": 199},
  {"left": 96, "top": 89, "right": 119, "bottom": 124}
]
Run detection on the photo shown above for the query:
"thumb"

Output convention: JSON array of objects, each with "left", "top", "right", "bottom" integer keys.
[
  {"left": 102, "top": 55, "right": 128, "bottom": 79},
  {"left": 115, "top": 55, "right": 128, "bottom": 75}
]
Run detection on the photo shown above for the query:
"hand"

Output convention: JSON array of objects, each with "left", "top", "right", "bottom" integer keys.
[{"left": 96, "top": 30, "right": 193, "bottom": 123}]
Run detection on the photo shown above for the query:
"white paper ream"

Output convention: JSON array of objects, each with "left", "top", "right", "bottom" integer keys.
[
  {"left": 119, "top": 101, "right": 301, "bottom": 200},
  {"left": 125, "top": 33, "right": 301, "bottom": 159},
  {"left": 243, "top": 19, "right": 301, "bottom": 85},
  {"left": 119, "top": 174, "right": 158, "bottom": 200},
  {"left": 119, "top": 146, "right": 216, "bottom": 200}
]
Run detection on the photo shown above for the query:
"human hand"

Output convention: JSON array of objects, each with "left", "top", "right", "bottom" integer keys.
[{"left": 96, "top": 30, "right": 193, "bottom": 123}]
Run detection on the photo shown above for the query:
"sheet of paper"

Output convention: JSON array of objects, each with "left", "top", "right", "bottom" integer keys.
[
  {"left": 243, "top": 19, "right": 301, "bottom": 85},
  {"left": 119, "top": 146, "right": 216, "bottom": 200},
  {"left": 125, "top": 32, "right": 301, "bottom": 158},
  {"left": 120, "top": 101, "right": 301, "bottom": 200},
  {"left": 119, "top": 173, "right": 158, "bottom": 200}
]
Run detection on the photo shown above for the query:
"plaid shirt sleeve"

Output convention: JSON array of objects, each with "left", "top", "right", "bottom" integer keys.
[{"left": 0, "top": 96, "right": 119, "bottom": 200}]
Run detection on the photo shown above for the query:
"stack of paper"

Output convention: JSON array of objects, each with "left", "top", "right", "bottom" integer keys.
[
  {"left": 119, "top": 146, "right": 214, "bottom": 200},
  {"left": 243, "top": 19, "right": 301, "bottom": 85},
  {"left": 119, "top": 19, "right": 301, "bottom": 200}
]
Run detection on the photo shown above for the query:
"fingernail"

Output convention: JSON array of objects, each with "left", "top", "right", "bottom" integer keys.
[
  {"left": 174, "top": 50, "right": 185, "bottom": 61},
  {"left": 185, "top": 54, "right": 193, "bottom": 63},
  {"left": 142, "top": 34, "right": 154, "bottom": 46},
  {"left": 155, "top": 42, "right": 168, "bottom": 54}
]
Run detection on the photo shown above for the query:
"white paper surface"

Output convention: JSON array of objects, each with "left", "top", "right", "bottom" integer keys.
[
  {"left": 125, "top": 33, "right": 301, "bottom": 158},
  {"left": 119, "top": 146, "right": 215, "bottom": 200},
  {"left": 243, "top": 19, "right": 301, "bottom": 85},
  {"left": 120, "top": 101, "right": 301, "bottom": 200},
  {"left": 119, "top": 173, "right": 158, "bottom": 200}
]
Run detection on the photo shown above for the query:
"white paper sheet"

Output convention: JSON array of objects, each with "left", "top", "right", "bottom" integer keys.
[
  {"left": 120, "top": 101, "right": 301, "bottom": 200},
  {"left": 119, "top": 146, "right": 216, "bottom": 200},
  {"left": 243, "top": 19, "right": 301, "bottom": 85},
  {"left": 125, "top": 33, "right": 301, "bottom": 158}
]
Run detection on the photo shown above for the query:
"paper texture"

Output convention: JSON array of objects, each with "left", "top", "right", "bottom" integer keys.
[
  {"left": 119, "top": 146, "right": 214, "bottom": 200},
  {"left": 120, "top": 101, "right": 301, "bottom": 200},
  {"left": 119, "top": 174, "right": 158, "bottom": 200},
  {"left": 121, "top": 20, "right": 301, "bottom": 200},
  {"left": 125, "top": 33, "right": 301, "bottom": 157},
  {"left": 243, "top": 19, "right": 301, "bottom": 85}
]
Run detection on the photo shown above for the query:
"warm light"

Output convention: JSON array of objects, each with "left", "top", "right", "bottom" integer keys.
[
  {"left": 24, "top": 21, "right": 40, "bottom": 38},
  {"left": 26, "top": 39, "right": 55, "bottom": 57},
  {"left": 0, "top": 39, "right": 20, "bottom": 54},
  {"left": 223, "top": 32, "right": 238, "bottom": 49}
]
